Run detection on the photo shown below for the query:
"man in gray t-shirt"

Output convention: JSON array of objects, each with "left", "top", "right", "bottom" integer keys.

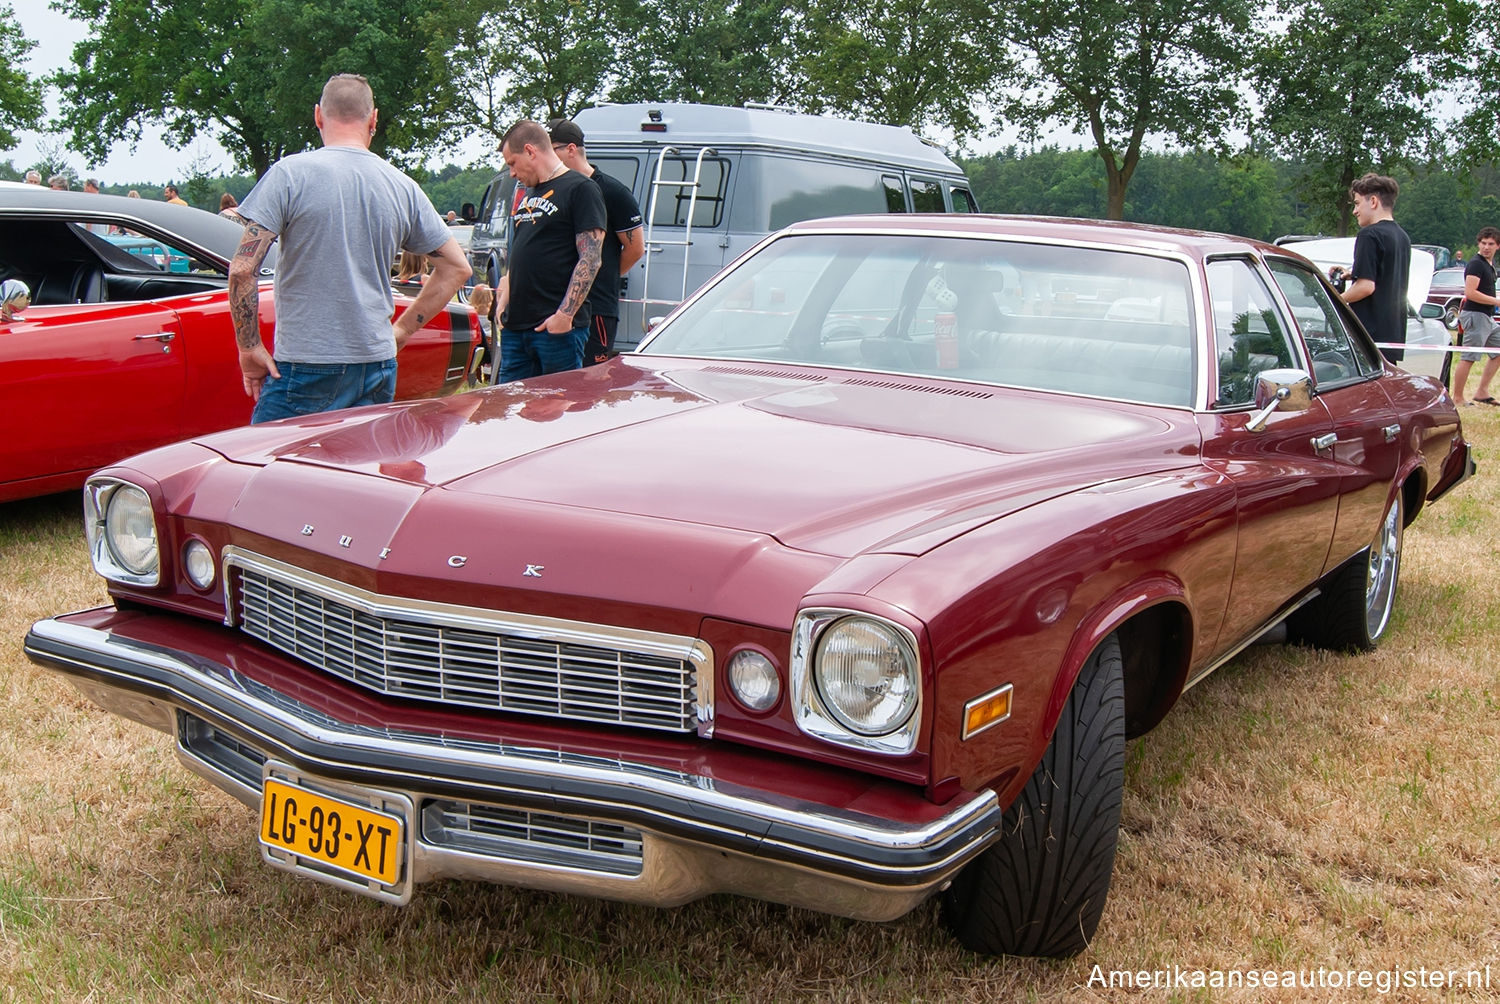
[{"left": 228, "top": 73, "right": 470, "bottom": 423}]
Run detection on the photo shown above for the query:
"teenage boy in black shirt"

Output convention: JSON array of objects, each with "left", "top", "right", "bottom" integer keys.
[
  {"left": 1337, "top": 173, "right": 1411, "bottom": 364},
  {"left": 549, "top": 119, "right": 645, "bottom": 365},
  {"left": 496, "top": 119, "right": 607, "bottom": 382},
  {"left": 1452, "top": 226, "right": 1500, "bottom": 405}
]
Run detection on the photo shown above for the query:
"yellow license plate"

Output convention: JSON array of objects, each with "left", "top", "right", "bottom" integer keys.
[{"left": 260, "top": 777, "right": 404, "bottom": 886}]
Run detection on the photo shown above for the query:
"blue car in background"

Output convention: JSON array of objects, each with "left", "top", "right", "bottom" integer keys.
[{"left": 104, "top": 234, "right": 192, "bottom": 273}]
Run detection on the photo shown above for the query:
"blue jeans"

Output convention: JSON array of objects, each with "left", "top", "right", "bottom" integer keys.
[
  {"left": 499, "top": 326, "right": 588, "bottom": 383},
  {"left": 251, "top": 359, "right": 398, "bottom": 424}
]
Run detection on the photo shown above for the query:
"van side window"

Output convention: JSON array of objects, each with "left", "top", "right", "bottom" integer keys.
[
  {"left": 647, "top": 156, "right": 730, "bottom": 228},
  {"left": 766, "top": 160, "right": 908, "bottom": 229},
  {"left": 592, "top": 157, "right": 640, "bottom": 192},
  {"left": 910, "top": 178, "right": 944, "bottom": 213},
  {"left": 949, "top": 186, "right": 978, "bottom": 213},
  {"left": 883, "top": 175, "right": 907, "bottom": 213}
]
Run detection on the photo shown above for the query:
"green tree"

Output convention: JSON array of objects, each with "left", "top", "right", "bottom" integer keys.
[
  {"left": 0, "top": 6, "right": 45, "bottom": 151},
  {"left": 985, "top": 0, "right": 1255, "bottom": 220},
  {"left": 609, "top": 0, "right": 800, "bottom": 108},
  {"left": 443, "top": 0, "right": 613, "bottom": 146},
  {"left": 1252, "top": 0, "right": 1468, "bottom": 236},
  {"left": 794, "top": 0, "right": 997, "bottom": 139},
  {"left": 52, "top": 0, "right": 471, "bottom": 177}
]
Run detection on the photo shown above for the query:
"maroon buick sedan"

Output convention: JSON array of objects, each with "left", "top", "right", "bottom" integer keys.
[{"left": 25, "top": 215, "right": 1472, "bottom": 958}]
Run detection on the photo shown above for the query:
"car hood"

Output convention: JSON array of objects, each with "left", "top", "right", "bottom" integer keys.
[
  {"left": 199, "top": 358, "right": 1202, "bottom": 559},
  {"left": 1282, "top": 237, "right": 1434, "bottom": 311}
]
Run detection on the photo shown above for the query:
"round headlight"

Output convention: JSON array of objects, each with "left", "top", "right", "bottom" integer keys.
[
  {"left": 814, "top": 618, "right": 918, "bottom": 736},
  {"left": 727, "top": 649, "right": 780, "bottom": 712},
  {"left": 183, "top": 539, "right": 216, "bottom": 590},
  {"left": 105, "top": 485, "right": 159, "bottom": 577}
]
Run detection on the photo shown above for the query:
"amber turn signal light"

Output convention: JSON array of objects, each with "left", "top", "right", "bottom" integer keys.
[{"left": 961, "top": 683, "right": 1014, "bottom": 740}]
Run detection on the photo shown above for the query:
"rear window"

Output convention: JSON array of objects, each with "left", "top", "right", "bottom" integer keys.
[{"left": 646, "top": 155, "right": 730, "bottom": 228}]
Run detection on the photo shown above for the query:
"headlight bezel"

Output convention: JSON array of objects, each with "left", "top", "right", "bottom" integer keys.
[
  {"left": 790, "top": 608, "right": 922, "bottom": 756},
  {"left": 84, "top": 477, "right": 162, "bottom": 587}
]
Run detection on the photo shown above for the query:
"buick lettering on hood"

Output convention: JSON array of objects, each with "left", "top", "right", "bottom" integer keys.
[{"left": 26, "top": 215, "right": 1472, "bottom": 957}]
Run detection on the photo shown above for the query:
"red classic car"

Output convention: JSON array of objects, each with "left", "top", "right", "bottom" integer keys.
[
  {"left": 0, "top": 183, "right": 481, "bottom": 503},
  {"left": 25, "top": 216, "right": 1472, "bottom": 958}
]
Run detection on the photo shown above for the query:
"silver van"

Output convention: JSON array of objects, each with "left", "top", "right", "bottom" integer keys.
[{"left": 470, "top": 102, "right": 978, "bottom": 350}]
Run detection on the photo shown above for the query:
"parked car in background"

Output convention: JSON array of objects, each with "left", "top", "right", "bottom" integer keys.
[
  {"left": 27, "top": 215, "right": 1471, "bottom": 959},
  {"left": 1414, "top": 243, "right": 1454, "bottom": 270},
  {"left": 0, "top": 184, "right": 482, "bottom": 503},
  {"left": 470, "top": 102, "right": 979, "bottom": 351},
  {"left": 1427, "top": 266, "right": 1470, "bottom": 330}
]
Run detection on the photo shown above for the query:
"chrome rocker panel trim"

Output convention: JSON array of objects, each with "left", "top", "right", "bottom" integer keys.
[{"left": 25, "top": 615, "right": 1002, "bottom": 922}]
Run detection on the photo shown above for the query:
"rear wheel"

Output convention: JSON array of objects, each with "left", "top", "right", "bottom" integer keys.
[
  {"left": 1444, "top": 300, "right": 1461, "bottom": 330},
  {"left": 942, "top": 633, "right": 1125, "bottom": 957},
  {"left": 1288, "top": 495, "right": 1403, "bottom": 652}
]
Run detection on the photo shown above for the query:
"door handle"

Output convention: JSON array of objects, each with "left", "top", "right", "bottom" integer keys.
[
  {"left": 1382, "top": 423, "right": 1400, "bottom": 443},
  {"left": 133, "top": 331, "right": 175, "bottom": 353},
  {"left": 1311, "top": 433, "right": 1337, "bottom": 451}
]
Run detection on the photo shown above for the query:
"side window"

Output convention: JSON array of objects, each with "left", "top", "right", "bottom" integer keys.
[
  {"left": 592, "top": 156, "right": 640, "bottom": 192},
  {"left": 883, "top": 175, "right": 907, "bottom": 213},
  {"left": 1207, "top": 258, "right": 1299, "bottom": 407},
  {"left": 910, "top": 178, "right": 944, "bottom": 213},
  {"left": 1266, "top": 257, "right": 1382, "bottom": 382},
  {"left": 766, "top": 160, "right": 904, "bottom": 229},
  {"left": 647, "top": 155, "right": 729, "bottom": 228},
  {"left": 949, "top": 186, "right": 978, "bottom": 213}
]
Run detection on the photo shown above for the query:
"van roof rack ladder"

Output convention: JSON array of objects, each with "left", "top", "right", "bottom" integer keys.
[{"left": 639, "top": 146, "right": 717, "bottom": 332}]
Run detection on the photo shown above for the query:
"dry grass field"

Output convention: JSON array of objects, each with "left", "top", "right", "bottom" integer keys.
[{"left": 1, "top": 405, "right": 1498, "bottom": 1003}]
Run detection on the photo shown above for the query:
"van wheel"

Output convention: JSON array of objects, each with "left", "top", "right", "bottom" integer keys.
[
  {"left": 1288, "top": 495, "right": 1402, "bottom": 652},
  {"left": 941, "top": 633, "right": 1125, "bottom": 957}
]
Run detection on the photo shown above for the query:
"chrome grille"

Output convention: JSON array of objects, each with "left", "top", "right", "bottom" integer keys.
[
  {"left": 422, "top": 800, "right": 643, "bottom": 875},
  {"left": 230, "top": 557, "right": 704, "bottom": 733}
]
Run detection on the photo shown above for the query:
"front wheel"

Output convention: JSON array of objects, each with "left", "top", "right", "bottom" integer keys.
[
  {"left": 1288, "top": 494, "right": 1403, "bottom": 652},
  {"left": 942, "top": 633, "right": 1125, "bottom": 957}
]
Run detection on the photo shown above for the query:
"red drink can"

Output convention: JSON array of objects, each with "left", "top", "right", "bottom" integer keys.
[{"left": 935, "top": 312, "right": 958, "bottom": 369}]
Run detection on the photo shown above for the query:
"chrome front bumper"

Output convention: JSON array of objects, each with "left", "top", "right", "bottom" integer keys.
[{"left": 25, "top": 613, "right": 1002, "bottom": 921}]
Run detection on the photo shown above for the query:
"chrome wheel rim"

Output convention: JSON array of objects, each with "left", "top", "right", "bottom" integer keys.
[{"left": 1365, "top": 500, "right": 1402, "bottom": 641}]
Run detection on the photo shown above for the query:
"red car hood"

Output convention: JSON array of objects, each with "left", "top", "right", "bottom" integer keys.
[{"left": 200, "top": 358, "right": 1201, "bottom": 558}]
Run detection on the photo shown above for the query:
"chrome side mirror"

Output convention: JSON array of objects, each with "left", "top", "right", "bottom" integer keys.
[{"left": 1247, "top": 368, "right": 1313, "bottom": 432}]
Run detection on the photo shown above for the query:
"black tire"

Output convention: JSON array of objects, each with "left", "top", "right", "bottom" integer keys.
[
  {"left": 1287, "top": 495, "right": 1403, "bottom": 652},
  {"left": 942, "top": 633, "right": 1125, "bottom": 958}
]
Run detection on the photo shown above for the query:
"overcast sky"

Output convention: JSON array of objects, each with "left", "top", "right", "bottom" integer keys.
[{"left": 8, "top": 0, "right": 239, "bottom": 183}]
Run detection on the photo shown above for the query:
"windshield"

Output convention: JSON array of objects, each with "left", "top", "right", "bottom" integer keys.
[{"left": 640, "top": 233, "right": 1197, "bottom": 406}]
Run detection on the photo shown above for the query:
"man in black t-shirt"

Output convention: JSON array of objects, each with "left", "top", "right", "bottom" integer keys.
[
  {"left": 1336, "top": 173, "right": 1411, "bottom": 364},
  {"left": 495, "top": 119, "right": 607, "bottom": 382},
  {"left": 549, "top": 119, "right": 645, "bottom": 365},
  {"left": 1452, "top": 226, "right": 1500, "bottom": 405}
]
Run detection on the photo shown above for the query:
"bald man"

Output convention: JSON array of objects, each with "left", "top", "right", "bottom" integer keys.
[{"left": 229, "top": 73, "right": 470, "bottom": 423}]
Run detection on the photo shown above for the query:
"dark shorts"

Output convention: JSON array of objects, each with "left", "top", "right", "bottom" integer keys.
[
  {"left": 251, "top": 359, "right": 397, "bottom": 424},
  {"left": 586, "top": 314, "right": 618, "bottom": 366}
]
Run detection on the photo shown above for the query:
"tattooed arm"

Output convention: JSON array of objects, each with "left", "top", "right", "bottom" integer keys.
[
  {"left": 227, "top": 221, "right": 279, "bottom": 400},
  {"left": 392, "top": 234, "right": 472, "bottom": 349},
  {"left": 537, "top": 228, "right": 604, "bottom": 334}
]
